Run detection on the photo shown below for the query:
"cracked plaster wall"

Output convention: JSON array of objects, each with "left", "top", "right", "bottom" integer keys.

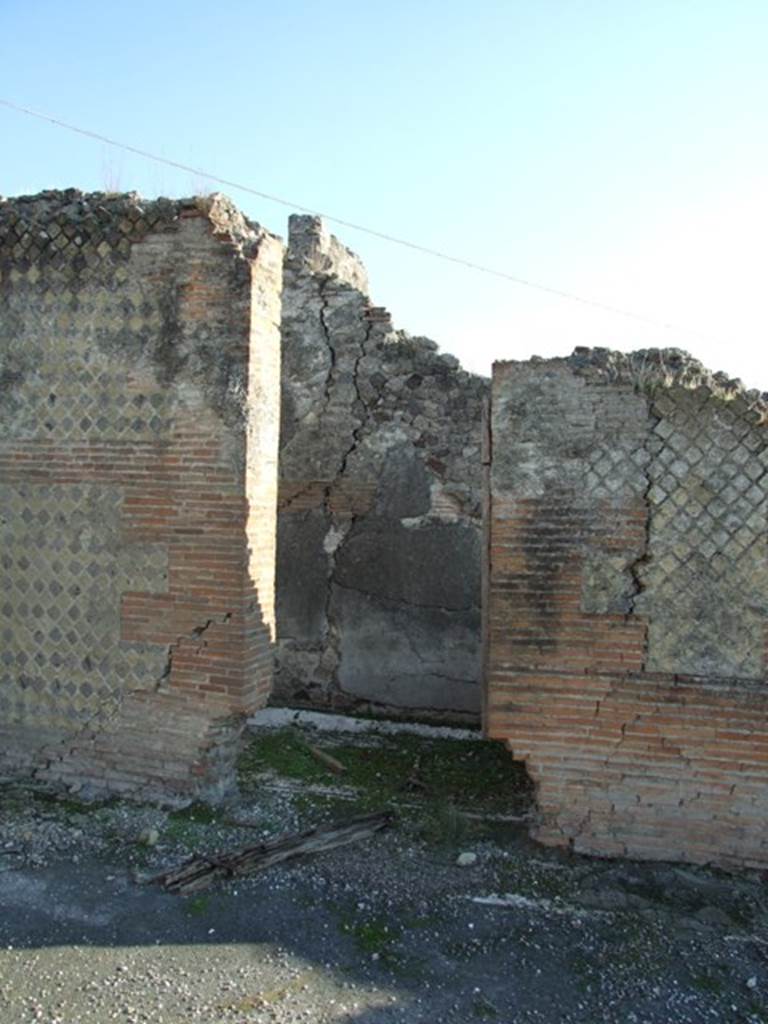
[
  {"left": 486, "top": 349, "right": 768, "bottom": 869},
  {"left": 276, "top": 216, "right": 487, "bottom": 719},
  {"left": 0, "top": 189, "right": 283, "bottom": 802}
]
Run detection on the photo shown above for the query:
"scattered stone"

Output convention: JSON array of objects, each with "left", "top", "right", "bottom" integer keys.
[
  {"left": 577, "top": 888, "right": 630, "bottom": 911},
  {"left": 694, "top": 906, "right": 736, "bottom": 930},
  {"left": 0, "top": 717, "right": 766, "bottom": 1024},
  {"left": 457, "top": 852, "right": 477, "bottom": 867}
]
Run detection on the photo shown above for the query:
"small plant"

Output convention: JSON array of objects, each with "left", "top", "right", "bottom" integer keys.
[
  {"left": 472, "top": 995, "right": 500, "bottom": 1019},
  {"left": 184, "top": 894, "right": 211, "bottom": 917},
  {"left": 164, "top": 802, "right": 220, "bottom": 844},
  {"left": 689, "top": 970, "right": 726, "bottom": 996},
  {"left": 418, "top": 799, "right": 470, "bottom": 847}
]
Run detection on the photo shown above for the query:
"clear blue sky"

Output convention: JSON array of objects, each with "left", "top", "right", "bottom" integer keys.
[{"left": 2, "top": 1, "right": 767, "bottom": 386}]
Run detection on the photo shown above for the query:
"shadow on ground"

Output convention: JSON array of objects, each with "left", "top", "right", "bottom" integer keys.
[{"left": 0, "top": 723, "right": 766, "bottom": 1024}]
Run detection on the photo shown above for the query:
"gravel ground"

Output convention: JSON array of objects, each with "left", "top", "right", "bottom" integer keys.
[{"left": 0, "top": 722, "right": 766, "bottom": 1024}]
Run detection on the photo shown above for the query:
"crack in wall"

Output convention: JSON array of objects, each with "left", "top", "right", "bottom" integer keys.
[
  {"left": 320, "top": 314, "right": 376, "bottom": 517},
  {"left": 335, "top": 318, "right": 374, "bottom": 481},
  {"left": 32, "top": 688, "right": 124, "bottom": 785},
  {"left": 319, "top": 302, "right": 377, "bottom": 691},
  {"left": 399, "top": 620, "right": 476, "bottom": 686},
  {"left": 624, "top": 394, "right": 661, "bottom": 674},
  {"left": 278, "top": 218, "right": 487, "bottom": 718},
  {"left": 31, "top": 609, "right": 237, "bottom": 785},
  {"left": 318, "top": 276, "right": 336, "bottom": 417},
  {"left": 159, "top": 610, "right": 233, "bottom": 690}
]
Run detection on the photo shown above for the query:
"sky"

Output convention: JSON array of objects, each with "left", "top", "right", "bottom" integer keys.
[{"left": 2, "top": 0, "right": 767, "bottom": 386}]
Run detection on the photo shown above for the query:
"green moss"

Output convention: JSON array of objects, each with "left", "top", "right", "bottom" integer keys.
[
  {"left": 48, "top": 795, "right": 102, "bottom": 816},
  {"left": 0, "top": 785, "right": 116, "bottom": 819},
  {"left": 472, "top": 996, "right": 500, "bottom": 1019},
  {"left": 184, "top": 894, "right": 211, "bottom": 917},
  {"left": 402, "top": 912, "right": 440, "bottom": 930},
  {"left": 338, "top": 909, "right": 402, "bottom": 970},
  {"left": 747, "top": 1000, "right": 767, "bottom": 1023},
  {"left": 238, "top": 727, "right": 533, "bottom": 844},
  {"left": 689, "top": 970, "right": 726, "bottom": 996},
  {"left": 349, "top": 915, "right": 398, "bottom": 954},
  {"left": 167, "top": 802, "right": 220, "bottom": 825},
  {"left": 332, "top": 900, "right": 426, "bottom": 975},
  {"left": 164, "top": 802, "right": 221, "bottom": 843},
  {"left": 237, "top": 728, "right": 319, "bottom": 786},
  {"left": 416, "top": 799, "right": 471, "bottom": 847},
  {"left": 293, "top": 792, "right": 371, "bottom": 820},
  {"left": 567, "top": 950, "right": 597, "bottom": 992}
]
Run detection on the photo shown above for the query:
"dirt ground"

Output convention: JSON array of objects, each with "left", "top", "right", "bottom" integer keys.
[{"left": 0, "top": 718, "right": 766, "bottom": 1024}]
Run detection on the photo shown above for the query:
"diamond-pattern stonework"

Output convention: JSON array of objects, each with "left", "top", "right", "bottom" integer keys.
[
  {"left": 0, "top": 190, "right": 283, "bottom": 803},
  {"left": 0, "top": 483, "right": 168, "bottom": 729},
  {"left": 637, "top": 388, "right": 768, "bottom": 678},
  {"left": 585, "top": 441, "right": 650, "bottom": 500},
  {"left": 1, "top": 200, "right": 179, "bottom": 443},
  {"left": 488, "top": 350, "right": 768, "bottom": 871},
  {"left": 0, "top": 354, "right": 175, "bottom": 443}
]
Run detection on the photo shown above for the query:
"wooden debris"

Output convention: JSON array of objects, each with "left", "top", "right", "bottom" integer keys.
[
  {"left": 149, "top": 810, "right": 394, "bottom": 894},
  {"left": 307, "top": 744, "right": 346, "bottom": 775},
  {"left": 459, "top": 810, "right": 531, "bottom": 824},
  {"left": 469, "top": 893, "right": 608, "bottom": 918}
]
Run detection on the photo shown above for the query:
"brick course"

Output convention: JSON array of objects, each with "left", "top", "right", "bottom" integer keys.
[
  {"left": 0, "top": 190, "right": 282, "bottom": 802},
  {"left": 486, "top": 351, "right": 768, "bottom": 869}
]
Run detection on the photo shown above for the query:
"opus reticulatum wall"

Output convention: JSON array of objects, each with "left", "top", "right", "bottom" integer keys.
[
  {"left": 4, "top": 187, "right": 767, "bottom": 874},
  {"left": 0, "top": 190, "right": 282, "bottom": 803},
  {"left": 486, "top": 349, "right": 768, "bottom": 869}
]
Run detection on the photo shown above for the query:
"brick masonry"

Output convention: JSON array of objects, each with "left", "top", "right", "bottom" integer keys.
[
  {"left": 486, "top": 350, "right": 768, "bottom": 868},
  {"left": 0, "top": 190, "right": 282, "bottom": 803},
  {"left": 5, "top": 188, "right": 767, "bottom": 863}
]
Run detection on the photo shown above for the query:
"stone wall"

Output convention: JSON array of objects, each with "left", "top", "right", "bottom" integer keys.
[
  {"left": 0, "top": 190, "right": 283, "bottom": 803},
  {"left": 276, "top": 216, "right": 487, "bottom": 719},
  {"left": 486, "top": 349, "right": 768, "bottom": 869},
  {"left": 11, "top": 184, "right": 765, "bottom": 855}
]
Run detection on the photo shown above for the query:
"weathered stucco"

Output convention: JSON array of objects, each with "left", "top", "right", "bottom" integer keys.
[
  {"left": 486, "top": 348, "right": 768, "bottom": 869},
  {"left": 276, "top": 215, "right": 487, "bottom": 719},
  {"left": 0, "top": 190, "right": 282, "bottom": 802}
]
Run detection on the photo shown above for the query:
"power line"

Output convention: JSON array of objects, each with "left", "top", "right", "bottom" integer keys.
[{"left": 1, "top": 96, "right": 713, "bottom": 343}]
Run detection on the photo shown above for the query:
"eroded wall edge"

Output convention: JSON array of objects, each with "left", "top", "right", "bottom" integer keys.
[
  {"left": 0, "top": 190, "right": 283, "bottom": 803},
  {"left": 276, "top": 214, "right": 488, "bottom": 721},
  {"left": 486, "top": 348, "right": 768, "bottom": 869}
]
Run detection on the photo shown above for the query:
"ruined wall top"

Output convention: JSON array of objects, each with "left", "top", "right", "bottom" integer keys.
[
  {"left": 0, "top": 188, "right": 276, "bottom": 267},
  {"left": 495, "top": 346, "right": 767, "bottom": 415},
  {"left": 487, "top": 346, "right": 768, "bottom": 869},
  {"left": 0, "top": 186, "right": 284, "bottom": 801},
  {"left": 286, "top": 214, "right": 369, "bottom": 294},
  {"left": 0, "top": 189, "right": 284, "bottom": 434}
]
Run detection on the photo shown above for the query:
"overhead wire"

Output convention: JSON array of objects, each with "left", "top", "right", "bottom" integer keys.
[{"left": 1, "top": 96, "right": 714, "bottom": 344}]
